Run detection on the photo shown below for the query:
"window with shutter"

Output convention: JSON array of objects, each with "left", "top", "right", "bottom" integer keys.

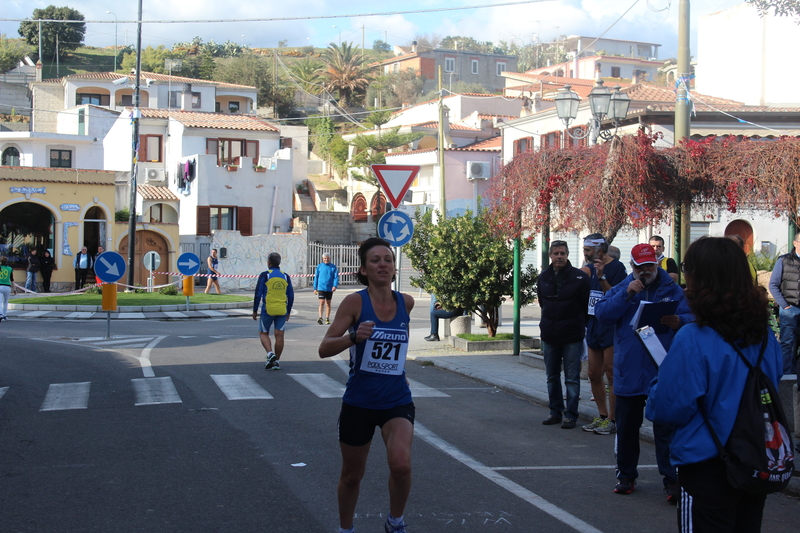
[
  {"left": 197, "top": 206, "right": 211, "bottom": 235},
  {"left": 238, "top": 207, "right": 253, "bottom": 236}
]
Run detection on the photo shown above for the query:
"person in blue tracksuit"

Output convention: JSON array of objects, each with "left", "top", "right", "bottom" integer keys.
[
  {"left": 252, "top": 252, "right": 294, "bottom": 370},
  {"left": 594, "top": 243, "right": 693, "bottom": 500},
  {"left": 647, "top": 237, "right": 783, "bottom": 532},
  {"left": 314, "top": 252, "right": 339, "bottom": 325},
  {"left": 319, "top": 237, "right": 415, "bottom": 533}
]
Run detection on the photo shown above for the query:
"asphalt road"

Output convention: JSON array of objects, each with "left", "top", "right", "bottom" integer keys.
[{"left": 1, "top": 289, "right": 798, "bottom": 532}]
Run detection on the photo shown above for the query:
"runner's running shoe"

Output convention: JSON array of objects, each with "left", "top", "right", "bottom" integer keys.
[
  {"left": 594, "top": 419, "right": 617, "bottom": 435},
  {"left": 582, "top": 417, "right": 603, "bottom": 432}
]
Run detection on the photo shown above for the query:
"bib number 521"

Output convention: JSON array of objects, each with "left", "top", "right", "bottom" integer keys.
[{"left": 371, "top": 342, "right": 401, "bottom": 361}]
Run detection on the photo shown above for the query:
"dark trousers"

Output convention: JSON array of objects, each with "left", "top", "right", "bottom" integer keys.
[
  {"left": 677, "top": 456, "right": 766, "bottom": 533},
  {"left": 615, "top": 394, "right": 676, "bottom": 484},
  {"left": 41, "top": 270, "right": 52, "bottom": 292},
  {"left": 430, "top": 308, "right": 463, "bottom": 335},
  {"left": 75, "top": 268, "right": 89, "bottom": 290}
]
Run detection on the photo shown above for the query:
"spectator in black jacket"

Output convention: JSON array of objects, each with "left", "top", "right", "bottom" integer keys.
[{"left": 536, "top": 240, "right": 590, "bottom": 429}]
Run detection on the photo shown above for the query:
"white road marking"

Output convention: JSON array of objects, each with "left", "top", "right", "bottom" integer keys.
[
  {"left": 288, "top": 373, "right": 346, "bottom": 398},
  {"left": 493, "top": 464, "right": 659, "bottom": 471},
  {"left": 138, "top": 336, "right": 167, "bottom": 378},
  {"left": 132, "top": 377, "right": 182, "bottom": 406},
  {"left": 92, "top": 337, "right": 156, "bottom": 346},
  {"left": 164, "top": 312, "right": 188, "bottom": 318},
  {"left": 0, "top": 387, "right": 7, "bottom": 399},
  {"left": 211, "top": 374, "right": 273, "bottom": 400},
  {"left": 117, "top": 313, "right": 146, "bottom": 319},
  {"left": 415, "top": 424, "right": 603, "bottom": 533},
  {"left": 199, "top": 310, "right": 227, "bottom": 317},
  {"left": 333, "top": 352, "right": 601, "bottom": 532},
  {"left": 407, "top": 378, "right": 450, "bottom": 397},
  {"left": 40, "top": 382, "right": 91, "bottom": 411}
]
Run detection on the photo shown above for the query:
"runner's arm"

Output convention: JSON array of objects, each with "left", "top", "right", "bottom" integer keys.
[{"left": 319, "top": 293, "right": 362, "bottom": 358}]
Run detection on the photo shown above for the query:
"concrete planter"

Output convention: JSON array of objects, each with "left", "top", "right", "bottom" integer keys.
[{"left": 450, "top": 336, "right": 537, "bottom": 352}]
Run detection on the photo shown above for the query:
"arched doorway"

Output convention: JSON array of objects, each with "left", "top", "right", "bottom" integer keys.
[
  {"left": 118, "top": 230, "right": 169, "bottom": 288},
  {"left": 0, "top": 202, "right": 55, "bottom": 269},
  {"left": 351, "top": 193, "right": 367, "bottom": 222},
  {"left": 370, "top": 191, "right": 388, "bottom": 221},
  {"left": 725, "top": 220, "right": 754, "bottom": 254},
  {"left": 84, "top": 206, "right": 107, "bottom": 255}
]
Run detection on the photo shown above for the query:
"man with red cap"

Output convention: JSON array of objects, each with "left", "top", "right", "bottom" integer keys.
[{"left": 594, "top": 243, "right": 694, "bottom": 502}]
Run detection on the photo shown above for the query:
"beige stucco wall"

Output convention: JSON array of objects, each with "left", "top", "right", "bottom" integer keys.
[{"left": 31, "top": 83, "right": 64, "bottom": 133}]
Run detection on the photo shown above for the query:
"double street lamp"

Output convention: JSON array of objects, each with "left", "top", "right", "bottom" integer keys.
[{"left": 555, "top": 80, "right": 631, "bottom": 145}]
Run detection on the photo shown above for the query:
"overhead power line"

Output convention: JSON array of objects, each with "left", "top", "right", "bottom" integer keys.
[{"left": 0, "top": 1, "right": 553, "bottom": 24}]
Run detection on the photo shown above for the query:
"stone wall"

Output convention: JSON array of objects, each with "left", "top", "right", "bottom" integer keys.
[
  {"left": 295, "top": 211, "right": 359, "bottom": 245},
  {"left": 31, "top": 84, "right": 63, "bottom": 133}
]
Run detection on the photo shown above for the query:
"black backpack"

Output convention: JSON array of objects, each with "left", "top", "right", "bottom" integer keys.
[{"left": 700, "top": 336, "right": 795, "bottom": 495}]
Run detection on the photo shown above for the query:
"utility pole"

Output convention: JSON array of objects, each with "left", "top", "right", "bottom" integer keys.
[
  {"left": 38, "top": 20, "right": 42, "bottom": 62},
  {"left": 437, "top": 65, "right": 446, "bottom": 218},
  {"left": 126, "top": 0, "right": 143, "bottom": 289},
  {"left": 673, "top": 0, "right": 691, "bottom": 278}
]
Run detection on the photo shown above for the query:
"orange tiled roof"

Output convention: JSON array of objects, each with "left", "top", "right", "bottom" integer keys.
[
  {"left": 138, "top": 184, "right": 179, "bottom": 201},
  {"left": 411, "top": 121, "right": 482, "bottom": 131},
  {"left": 453, "top": 136, "right": 501, "bottom": 151},
  {"left": 136, "top": 109, "right": 279, "bottom": 131},
  {"left": 39, "top": 71, "right": 256, "bottom": 90}
]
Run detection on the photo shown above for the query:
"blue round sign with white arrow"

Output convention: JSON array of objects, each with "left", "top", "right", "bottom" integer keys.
[
  {"left": 177, "top": 252, "right": 201, "bottom": 276},
  {"left": 94, "top": 251, "right": 126, "bottom": 283},
  {"left": 378, "top": 210, "right": 414, "bottom": 247}
]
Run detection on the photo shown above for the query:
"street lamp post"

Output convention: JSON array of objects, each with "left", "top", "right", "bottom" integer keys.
[
  {"left": 555, "top": 81, "right": 630, "bottom": 145},
  {"left": 332, "top": 25, "right": 341, "bottom": 45},
  {"left": 106, "top": 11, "right": 118, "bottom": 72}
]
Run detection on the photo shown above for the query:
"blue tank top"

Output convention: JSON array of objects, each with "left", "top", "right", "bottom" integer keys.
[{"left": 342, "top": 289, "right": 412, "bottom": 410}]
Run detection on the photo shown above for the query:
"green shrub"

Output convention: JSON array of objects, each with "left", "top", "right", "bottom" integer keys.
[
  {"left": 115, "top": 208, "right": 130, "bottom": 222},
  {"left": 158, "top": 284, "right": 178, "bottom": 295},
  {"left": 748, "top": 249, "right": 783, "bottom": 272},
  {"left": 84, "top": 285, "right": 102, "bottom": 294}
]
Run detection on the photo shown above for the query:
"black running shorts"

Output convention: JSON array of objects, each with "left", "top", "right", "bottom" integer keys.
[{"left": 338, "top": 402, "right": 415, "bottom": 447}]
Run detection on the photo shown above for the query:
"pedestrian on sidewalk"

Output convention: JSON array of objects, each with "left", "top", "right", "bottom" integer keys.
[
  {"left": 580, "top": 233, "right": 627, "bottom": 435},
  {"left": 40, "top": 250, "right": 55, "bottom": 292},
  {"left": 252, "top": 252, "right": 293, "bottom": 370},
  {"left": 314, "top": 252, "right": 339, "bottom": 325},
  {"left": 647, "top": 237, "right": 782, "bottom": 531},
  {"left": 319, "top": 237, "right": 415, "bottom": 533},
  {"left": 537, "top": 240, "right": 590, "bottom": 430},
  {"left": 25, "top": 248, "right": 40, "bottom": 293},
  {"left": 595, "top": 243, "right": 693, "bottom": 501},
  {"left": 205, "top": 248, "right": 222, "bottom": 294},
  {"left": 0, "top": 256, "right": 16, "bottom": 321},
  {"left": 73, "top": 246, "right": 93, "bottom": 290}
]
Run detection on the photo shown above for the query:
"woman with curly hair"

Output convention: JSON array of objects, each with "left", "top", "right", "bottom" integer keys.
[{"left": 647, "top": 237, "right": 783, "bottom": 532}]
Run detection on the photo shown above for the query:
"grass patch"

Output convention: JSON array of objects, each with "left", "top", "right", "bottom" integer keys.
[
  {"left": 418, "top": 360, "right": 435, "bottom": 367},
  {"left": 456, "top": 333, "right": 531, "bottom": 341},
  {"left": 14, "top": 293, "right": 251, "bottom": 306},
  {"left": 40, "top": 46, "right": 118, "bottom": 78}
]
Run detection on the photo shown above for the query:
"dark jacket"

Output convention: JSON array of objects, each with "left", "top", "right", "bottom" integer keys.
[
  {"left": 537, "top": 260, "right": 590, "bottom": 345},
  {"left": 39, "top": 255, "right": 55, "bottom": 274},
  {"left": 26, "top": 254, "right": 40, "bottom": 273},
  {"left": 769, "top": 252, "right": 800, "bottom": 308}
]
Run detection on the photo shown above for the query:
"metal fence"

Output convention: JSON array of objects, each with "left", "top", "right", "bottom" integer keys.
[{"left": 308, "top": 243, "right": 361, "bottom": 286}]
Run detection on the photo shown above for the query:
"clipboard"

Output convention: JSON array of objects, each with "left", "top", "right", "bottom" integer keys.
[
  {"left": 636, "top": 325, "right": 668, "bottom": 367},
  {"left": 629, "top": 300, "right": 679, "bottom": 335}
]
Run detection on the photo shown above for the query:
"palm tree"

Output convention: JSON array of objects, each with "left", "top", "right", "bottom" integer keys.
[
  {"left": 321, "top": 42, "right": 370, "bottom": 107},
  {"left": 287, "top": 57, "right": 325, "bottom": 95}
]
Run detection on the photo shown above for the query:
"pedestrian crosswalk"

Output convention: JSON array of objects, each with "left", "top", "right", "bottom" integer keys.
[{"left": 7, "top": 372, "right": 451, "bottom": 412}]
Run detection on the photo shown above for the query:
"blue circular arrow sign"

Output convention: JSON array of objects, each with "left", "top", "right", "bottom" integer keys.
[
  {"left": 378, "top": 210, "right": 414, "bottom": 247},
  {"left": 177, "top": 252, "right": 201, "bottom": 276},
  {"left": 94, "top": 251, "right": 126, "bottom": 283}
]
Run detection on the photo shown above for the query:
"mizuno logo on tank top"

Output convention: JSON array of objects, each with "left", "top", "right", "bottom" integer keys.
[{"left": 370, "top": 330, "right": 408, "bottom": 341}]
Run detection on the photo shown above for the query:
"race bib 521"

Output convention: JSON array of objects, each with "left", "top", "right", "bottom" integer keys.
[{"left": 359, "top": 328, "right": 409, "bottom": 376}]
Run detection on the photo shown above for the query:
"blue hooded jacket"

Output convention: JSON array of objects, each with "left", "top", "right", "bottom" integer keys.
[
  {"left": 646, "top": 324, "right": 782, "bottom": 466},
  {"left": 594, "top": 268, "right": 693, "bottom": 396}
]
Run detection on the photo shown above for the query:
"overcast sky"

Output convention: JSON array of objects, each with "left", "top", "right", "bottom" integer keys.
[{"left": 1, "top": 0, "right": 747, "bottom": 60}]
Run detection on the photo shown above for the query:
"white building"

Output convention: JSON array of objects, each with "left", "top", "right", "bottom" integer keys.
[{"left": 697, "top": 3, "right": 800, "bottom": 107}]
